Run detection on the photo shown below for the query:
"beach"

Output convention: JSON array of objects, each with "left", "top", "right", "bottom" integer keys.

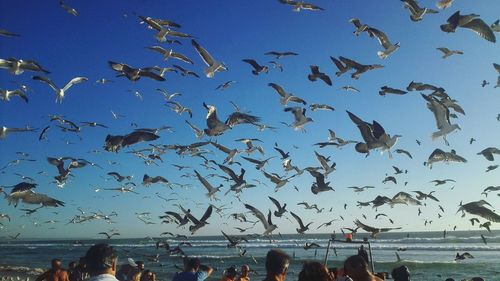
[{"left": 1, "top": 231, "right": 498, "bottom": 281}]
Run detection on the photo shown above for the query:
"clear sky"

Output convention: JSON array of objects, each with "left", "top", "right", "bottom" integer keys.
[{"left": 0, "top": 0, "right": 499, "bottom": 239}]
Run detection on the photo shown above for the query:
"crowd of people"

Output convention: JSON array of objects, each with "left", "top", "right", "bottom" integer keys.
[{"left": 32, "top": 243, "right": 484, "bottom": 281}]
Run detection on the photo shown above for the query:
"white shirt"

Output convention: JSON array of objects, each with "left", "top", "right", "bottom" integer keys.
[{"left": 87, "top": 274, "right": 120, "bottom": 281}]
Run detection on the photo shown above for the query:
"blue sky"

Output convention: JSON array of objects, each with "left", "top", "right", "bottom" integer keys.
[{"left": 0, "top": 0, "right": 499, "bottom": 239}]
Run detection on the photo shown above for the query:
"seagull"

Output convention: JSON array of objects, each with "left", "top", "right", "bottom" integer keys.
[
  {"left": 290, "top": 212, "right": 312, "bottom": 234},
  {"left": 194, "top": 170, "right": 222, "bottom": 199},
  {"left": 262, "top": 171, "right": 295, "bottom": 191},
  {"left": 304, "top": 242, "right": 321, "bottom": 250},
  {"left": 0, "top": 58, "right": 50, "bottom": 75},
  {"left": 425, "top": 149, "right": 467, "bottom": 168},
  {"left": 354, "top": 220, "right": 402, "bottom": 238},
  {"left": 0, "top": 28, "right": 20, "bottom": 37},
  {"left": 278, "top": 0, "right": 324, "bottom": 12},
  {"left": 314, "top": 151, "right": 336, "bottom": 175},
  {"left": 366, "top": 27, "right": 400, "bottom": 59},
  {"left": 6, "top": 190, "right": 65, "bottom": 207},
  {"left": 161, "top": 211, "right": 189, "bottom": 226},
  {"left": 401, "top": 0, "right": 438, "bottom": 22},
  {"left": 440, "top": 11, "right": 496, "bottom": 43},
  {"left": 455, "top": 252, "right": 474, "bottom": 261},
  {"left": 108, "top": 61, "right": 165, "bottom": 81},
  {"left": 284, "top": 107, "right": 314, "bottom": 131},
  {"left": 268, "top": 83, "right": 306, "bottom": 105},
  {"left": 430, "top": 179, "right": 455, "bottom": 186},
  {"left": 457, "top": 200, "right": 500, "bottom": 222},
  {"left": 349, "top": 18, "right": 370, "bottom": 36},
  {"left": 242, "top": 59, "right": 269, "bottom": 75},
  {"left": 173, "top": 64, "right": 199, "bottom": 78},
  {"left": 104, "top": 130, "right": 159, "bottom": 153},
  {"left": 390, "top": 192, "right": 422, "bottom": 207},
  {"left": 98, "top": 232, "right": 120, "bottom": 239},
  {"left": 348, "top": 186, "right": 375, "bottom": 193},
  {"left": 166, "top": 101, "right": 193, "bottom": 118},
  {"left": 421, "top": 94, "right": 460, "bottom": 145},
  {"left": 394, "top": 149, "right": 412, "bottom": 159},
  {"left": 107, "top": 172, "right": 132, "bottom": 182},
  {"left": 308, "top": 65, "right": 332, "bottom": 86},
  {"left": 486, "top": 165, "right": 498, "bottom": 172},
  {"left": 436, "top": 47, "right": 463, "bottom": 59},
  {"left": 32, "top": 76, "right": 87, "bottom": 103},
  {"left": 379, "top": 86, "right": 407, "bottom": 96},
  {"left": 0, "top": 126, "right": 36, "bottom": 139},
  {"left": 191, "top": 39, "right": 227, "bottom": 78},
  {"left": 264, "top": 51, "right": 298, "bottom": 59},
  {"left": 103, "top": 187, "right": 138, "bottom": 194},
  {"left": 0, "top": 89, "right": 28, "bottom": 103},
  {"left": 183, "top": 205, "right": 213, "bottom": 234},
  {"left": 338, "top": 57, "right": 384, "bottom": 79},
  {"left": 477, "top": 147, "right": 500, "bottom": 161},
  {"left": 202, "top": 103, "right": 231, "bottom": 136},
  {"left": 481, "top": 80, "right": 489, "bottom": 88},
  {"left": 310, "top": 104, "right": 334, "bottom": 111},
  {"left": 269, "top": 196, "right": 287, "bottom": 217},
  {"left": 309, "top": 169, "right": 334, "bottom": 194},
  {"left": 347, "top": 111, "right": 400, "bottom": 156},
  {"left": 139, "top": 16, "right": 192, "bottom": 42},
  {"left": 436, "top": 0, "right": 454, "bottom": 9},
  {"left": 479, "top": 222, "right": 491, "bottom": 233},
  {"left": 268, "top": 61, "right": 284, "bottom": 72},
  {"left": 383, "top": 176, "right": 397, "bottom": 184},
  {"left": 146, "top": 46, "right": 193, "bottom": 64},
  {"left": 59, "top": 0, "right": 78, "bottom": 16},
  {"left": 244, "top": 204, "right": 277, "bottom": 235},
  {"left": 216, "top": 81, "right": 236, "bottom": 91},
  {"left": 494, "top": 63, "right": 500, "bottom": 88},
  {"left": 338, "top": 85, "right": 360, "bottom": 93},
  {"left": 413, "top": 191, "right": 439, "bottom": 202},
  {"left": 142, "top": 174, "right": 169, "bottom": 186}
]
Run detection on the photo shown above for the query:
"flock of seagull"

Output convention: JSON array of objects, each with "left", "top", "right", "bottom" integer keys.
[{"left": 1, "top": 0, "right": 500, "bottom": 267}]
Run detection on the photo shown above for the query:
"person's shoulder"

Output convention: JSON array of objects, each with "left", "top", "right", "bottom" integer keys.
[{"left": 195, "top": 270, "right": 208, "bottom": 281}]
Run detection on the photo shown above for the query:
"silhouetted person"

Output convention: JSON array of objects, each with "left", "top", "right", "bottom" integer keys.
[
  {"left": 220, "top": 266, "right": 237, "bottom": 281},
  {"left": 298, "top": 261, "right": 334, "bottom": 281},
  {"left": 172, "top": 257, "right": 213, "bottom": 281},
  {"left": 84, "top": 243, "right": 120, "bottom": 281},
  {"left": 344, "top": 255, "right": 382, "bottom": 281},
  {"left": 36, "top": 259, "right": 70, "bottom": 281},
  {"left": 236, "top": 265, "right": 250, "bottom": 281},
  {"left": 263, "top": 249, "right": 290, "bottom": 281}
]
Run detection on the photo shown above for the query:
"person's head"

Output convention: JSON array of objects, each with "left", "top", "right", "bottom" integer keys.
[
  {"left": 391, "top": 266, "right": 410, "bottom": 281},
  {"left": 298, "top": 261, "right": 333, "bottom": 281},
  {"left": 51, "top": 259, "right": 62, "bottom": 270},
  {"left": 240, "top": 265, "right": 249, "bottom": 277},
  {"left": 344, "top": 255, "right": 369, "bottom": 279},
  {"left": 136, "top": 261, "right": 144, "bottom": 271},
  {"left": 84, "top": 243, "right": 118, "bottom": 276},
  {"left": 225, "top": 266, "right": 237, "bottom": 279},
  {"left": 68, "top": 261, "right": 77, "bottom": 269},
  {"left": 140, "top": 270, "right": 155, "bottom": 281},
  {"left": 183, "top": 257, "right": 201, "bottom": 271},
  {"left": 265, "top": 249, "right": 290, "bottom": 279}
]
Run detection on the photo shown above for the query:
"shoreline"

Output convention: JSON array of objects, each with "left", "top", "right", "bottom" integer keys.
[{"left": 0, "top": 264, "right": 44, "bottom": 280}]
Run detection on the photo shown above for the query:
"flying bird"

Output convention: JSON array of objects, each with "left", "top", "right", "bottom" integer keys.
[
  {"left": 290, "top": 212, "right": 312, "bottom": 233},
  {"left": 440, "top": 11, "right": 496, "bottom": 43},
  {"left": 242, "top": 59, "right": 269, "bottom": 75},
  {"left": 401, "top": 0, "right": 438, "bottom": 22},
  {"left": 284, "top": 107, "right": 313, "bottom": 131},
  {"left": 354, "top": 220, "right": 402, "bottom": 237},
  {"left": 0, "top": 58, "right": 50, "bottom": 75},
  {"left": 308, "top": 65, "right": 332, "bottom": 86},
  {"left": 278, "top": 0, "right": 324, "bottom": 12},
  {"left": 32, "top": 76, "right": 87, "bottom": 103},
  {"left": 108, "top": 61, "right": 165, "bottom": 81},
  {"left": 244, "top": 204, "right": 277, "bottom": 235},
  {"left": 436, "top": 47, "right": 463, "bottom": 59},
  {"left": 192, "top": 40, "right": 227, "bottom": 78}
]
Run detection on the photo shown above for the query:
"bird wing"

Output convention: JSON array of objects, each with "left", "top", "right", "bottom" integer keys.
[
  {"left": 461, "top": 18, "right": 496, "bottom": 43},
  {"left": 339, "top": 56, "right": 363, "bottom": 69},
  {"left": 139, "top": 16, "right": 163, "bottom": 31},
  {"left": 62, "top": 77, "right": 88, "bottom": 92},
  {"left": 268, "top": 82, "right": 287, "bottom": 97},
  {"left": 191, "top": 39, "right": 215, "bottom": 66},
  {"left": 242, "top": 59, "right": 262, "bottom": 70},
  {"left": 354, "top": 220, "right": 378, "bottom": 233},
  {"left": 367, "top": 27, "right": 394, "bottom": 49},
  {"left": 32, "top": 76, "right": 58, "bottom": 92},
  {"left": 268, "top": 196, "right": 282, "bottom": 210},
  {"left": 463, "top": 204, "right": 500, "bottom": 222},
  {"left": 199, "top": 205, "right": 213, "bottom": 222},
  {"left": 290, "top": 211, "right": 305, "bottom": 228},
  {"left": 138, "top": 69, "right": 166, "bottom": 81},
  {"left": 244, "top": 204, "right": 269, "bottom": 228}
]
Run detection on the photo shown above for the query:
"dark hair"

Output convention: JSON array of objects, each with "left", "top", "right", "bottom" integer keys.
[
  {"left": 225, "top": 266, "right": 237, "bottom": 277},
  {"left": 391, "top": 265, "right": 410, "bottom": 281},
  {"left": 265, "top": 249, "right": 290, "bottom": 275},
  {"left": 51, "top": 259, "right": 62, "bottom": 269},
  {"left": 84, "top": 243, "right": 118, "bottom": 274},
  {"left": 344, "top": 255, "right": 368, "bottom": 275},
  {"left": 298, "top": 261, "right": 333, "bottom": 281},
  {"left": 184, "top": 258, "right": 201, "bottom": 270}
]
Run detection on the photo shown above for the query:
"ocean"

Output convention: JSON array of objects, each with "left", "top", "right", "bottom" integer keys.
[{"left": 1, "top": 231, "right": 499, "bottom": 281}]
